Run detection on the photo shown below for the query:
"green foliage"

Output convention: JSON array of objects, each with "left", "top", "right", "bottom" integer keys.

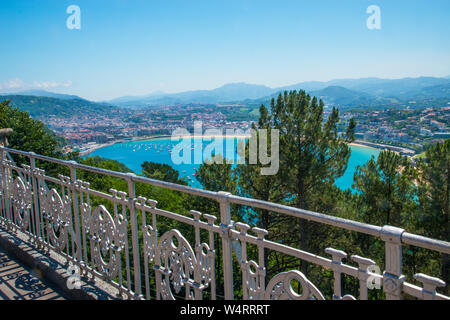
[
  {"left": 416, "top": 140, "right": 450, "bottom": 240},
  {"left": 196, "top": 154, "right": 237, "bottom": 193},
  {"left": 0, "top": 100, "right": 63, "bottom": 158},
  {"left": 353, "top": 150, "right": 417, "bottom": 226},
  {"left": 259, "top": 91, "right": 356, "bottom": 277},
  {"left": 268, "top": 91, "right": 355, "bottom": 208},
  {"left": 416, "top": 140, "right": 450, "bottom": 290},
  {"left": 0, "top": 95, "right": 116, "bottom": 119},
  {"left": 76, "top": 156, "right": 131, "bottom": 193},
  {"left": 141, "top": 161, "right": 187, "bottom": 185}
]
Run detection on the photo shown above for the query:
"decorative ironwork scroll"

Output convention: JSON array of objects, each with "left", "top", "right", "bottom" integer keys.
[
  {"left": 88, "top": 205, "right": 125, "bottom": 280},
  {"left": 11, "top": 176, "right": 32, "bottom": 231},
  {"left": 265, "top": 270, "right": 325, "bottom": 300},
  {"left": 154, "top": 229, "right": 213, "bottom": 300},
  {"left": 41, "top": 188, "right": 72, "bottom": 251}
]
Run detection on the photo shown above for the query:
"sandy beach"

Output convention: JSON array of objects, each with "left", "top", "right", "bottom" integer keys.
[
  {"left": 349, "top": 142, "right": 379, "bottom": 150},
  {"left": 349, "top": 140, "right": 416, "bottom": 156},
  {"left": 79, "top": 140, "right": 123, "bottom": 156}
]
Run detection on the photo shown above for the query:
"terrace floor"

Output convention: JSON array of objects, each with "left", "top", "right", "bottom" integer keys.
[{"left": 0, "top": 246, "right": 66, "bottom": 300}]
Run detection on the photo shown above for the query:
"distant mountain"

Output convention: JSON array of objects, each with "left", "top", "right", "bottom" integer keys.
[
  {"left": 250, "top": 76, "right": 450, "bottom": 108},
  {"left": 309, "top": 86, "right": 394, "bottom": 107},
  {"left": 347, "top": 77, "right": 450, "bottom": 98},
  {"left": 209, "top": 83, "right": 275, "bottom": 100},
  {"left": 276, "top": 77, "right": 450, "bottom": 98},
  {"left": 275, "top": 78, "right": 395, "bottom": 93},
  {"left": 3, "top": 89, "right": 86, "bottom": 101},
  {"left": 109, "top": 76, "right": 450, "bottom": 108},
  {"left": 237, "top": 85, "right": 396, "bottom": 109},
  {"left": 403, "top": 82, "right": 450, "bottom": 100},
  {"left": 109, "top": 83, "right": 276, "bottom": 107},
  {"left": 108, "top": 91, "right": 167, "bottom": 104},
  {"left": 6, "top": 76, "right": 448, "bottom": 113},
  {"left": 0, "top": 95, "right": 116, "bottom": 118}
]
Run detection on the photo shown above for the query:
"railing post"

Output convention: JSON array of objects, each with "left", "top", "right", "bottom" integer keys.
[
  {"left": 0, "top": 149, "right": 7, "bottom": 225},
  {"left": 414, "top": 273, "right": 446, "bottom": 300},
  {"left": 351, "top": 255, "right": 377, "bottom": 300},
  {"left": 325, "top": 248, "right": 347, "bottom": 300},
  {"left": 218, "top": 191, "right": 234, "bottom": 300},
  {"left": 381, "top": 225, "right": 405, "bottom": 300},
  {"left": 68, "top": 161, "right": 82, "bottom": 262},
  {"left": 29, "top": 153, "right": 42, "bottom": 243},
  {"left": 0, "top": 149, "right": 12, "bottom": 230},
  {"left": 126, "top": 173, "right": 142, "bottom": 298}
]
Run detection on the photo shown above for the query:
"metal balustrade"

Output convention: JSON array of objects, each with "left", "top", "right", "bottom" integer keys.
[{"left": 0, "top": 146, "right": 449, "bottom": 300}]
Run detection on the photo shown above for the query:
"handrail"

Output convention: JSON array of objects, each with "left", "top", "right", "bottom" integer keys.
[
  {"left": 1, "top": 145, "right": 449, "bottom": 301},
  {"left": 2, "top": 146, "right": 448, "bottom": 254}
]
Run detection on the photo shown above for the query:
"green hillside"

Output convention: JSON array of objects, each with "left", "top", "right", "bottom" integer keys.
[{"left": 0, "top": 95, "right": 118, "bottom": 118}]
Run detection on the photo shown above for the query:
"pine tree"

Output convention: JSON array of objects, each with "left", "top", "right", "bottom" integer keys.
[
  {"left": 268, "top": 91, "right": 355, "bottom": 275},
  {"left": 416, "top": 139, "right": 450, "bottom": 291},
  {"left": 353, "top": 150, "right": 417, "bottom": 226}
]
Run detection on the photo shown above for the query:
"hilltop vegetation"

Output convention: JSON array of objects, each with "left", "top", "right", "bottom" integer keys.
[
  {"left": 0, "top": 94, "right": 117, "bottom": 119},
  {"left": 0, "top": 100, "right": 64, "bottom": 158}
]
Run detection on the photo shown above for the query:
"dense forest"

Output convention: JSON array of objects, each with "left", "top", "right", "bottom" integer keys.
[{"left": 0, "top": 95, "right": 448, "bottom": 299}]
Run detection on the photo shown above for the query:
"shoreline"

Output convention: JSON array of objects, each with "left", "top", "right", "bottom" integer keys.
[
  {"left": 79, "top": 136, "right": 415, "bottom": 157},
  {"left": 78, "top": 140, "right": 123, "bottom": 156},
  {"left": 349, "top": 142, "right": 378, "bottom": 150},
  {"left": 350, "top": 140, "right": 416, "bottom": 156}
]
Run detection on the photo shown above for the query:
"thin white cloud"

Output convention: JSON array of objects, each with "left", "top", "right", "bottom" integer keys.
[
  {"left": 0, "top": 78, "right": 72, "bottom": 92},
  {"left": 0, "top": 78, "right": 26, "bottom": 91},
  {"left": 32, "top": 80, "right": 72, "bottom": 89}
]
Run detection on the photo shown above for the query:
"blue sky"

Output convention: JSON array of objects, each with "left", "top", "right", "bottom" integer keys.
[{"left": 0, "top": 0, "right": 449, "bottom": 101}]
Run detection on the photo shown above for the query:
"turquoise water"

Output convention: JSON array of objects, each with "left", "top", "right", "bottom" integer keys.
[
  {"left": 88, "top": 138, "right": 380, "bottom": 192},
  {"left": 335, "top": 145, "right": 381, "bottom": 190}
]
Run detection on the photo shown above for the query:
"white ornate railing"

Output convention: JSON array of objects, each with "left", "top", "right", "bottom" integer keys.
[{"left": 0, "top": 146, "right": 449, "bottom": 300}]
